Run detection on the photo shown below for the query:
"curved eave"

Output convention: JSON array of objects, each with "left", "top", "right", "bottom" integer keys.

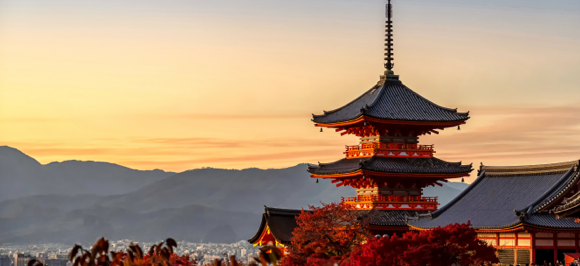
[
  {"left": 314, "top": 115, "right": 468, "bottom": 129},
  {"left": 523, "top": 223, "right": 580, "bottom": 231},
  {"left": 554, "top": 200, "right": 580, "bottom": 217},
  {"left": 369, "top": 225, "right": 410, "bottom": 231},
  {"left": 409, "top": 222, "right": 524, "bottom": 232},
  {"left": 309, "top": 169, "right": 471, "bottom": 179},
  {"left": 534, "top": 167, "right": 580, "bottom": 213},
  {"left": 248, "top": 213, "right": 268, "bottom": 244}
]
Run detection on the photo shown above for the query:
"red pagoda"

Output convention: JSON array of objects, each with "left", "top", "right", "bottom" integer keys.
[
  {"left": 250, "top": 2, "right": 580, "bottom": 264},
  {"left": 307, "top": 0, "right": 472, "bottom": 214}
]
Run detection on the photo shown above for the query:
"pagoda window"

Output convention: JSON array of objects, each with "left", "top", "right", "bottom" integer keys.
[
  {"left": 500, "top": 238, "right": 515, "bottom": 246},
  {"left": 535, "top": 239, "right": 554, "bottom": 247},
  {"left": 558, "top": 239, "right": 575, "bottom": 247},
  {"left": 557, "top": 232, "right": 575, "bottom": 238},
  {"left": 481, "top": 238, "right": 497, "bottom": 246},
  {"left": 478, "top": 233, "right": 497, "bottom": 246},
  {"left": 518, "top": 233, "right": 531, "bottom": 238},
  {"left": 536, "top": 232, "right": 553, "bottom": 238},
  {"left": 517, "top": 239, "right": 531, "bottom": 247}
]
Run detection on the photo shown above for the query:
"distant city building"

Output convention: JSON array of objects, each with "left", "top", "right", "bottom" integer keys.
[
  {"left": 13, "top": 253, "right": 32, "bottom": 266},
  {"left": 0, "top": 255, "right": 11, "bottom": 266}
]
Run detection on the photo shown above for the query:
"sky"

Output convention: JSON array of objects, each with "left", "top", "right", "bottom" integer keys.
[{"left": 1, "top": 0, "right": 579, "bottom": 182}]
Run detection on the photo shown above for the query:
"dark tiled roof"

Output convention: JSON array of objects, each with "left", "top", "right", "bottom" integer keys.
[
  {"left": 248, "top": 207, "right": 424, "bottom": 245},
  {"left": 312, "top": 79, "right": 469, "bottom": 124},
  {"left": 525, "top": 213, "right": 580, "bottom": 228},
  {"left": 248, "top": 207, "right": 303, "bottom": 245},
  {"left": 308, "top": 157, "right": 472, "bottom": 176},
  {"left": 411, "top": 161, "right": 580, "bottom": 230}
]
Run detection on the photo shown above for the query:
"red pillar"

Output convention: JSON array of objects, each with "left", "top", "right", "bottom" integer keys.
[
  {"left": 574, "top": 233, "right": 578, "bottom": 253},
  {"left": 554, "top": 232, "right": 558, "bottom": 263},
  {"left": 515, "top": 233, "right": 519, "bottom": 263},
  {"left": 531, "top": 232, "right": 536, "bottom": 264}
]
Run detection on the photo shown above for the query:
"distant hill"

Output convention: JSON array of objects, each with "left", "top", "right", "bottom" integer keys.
[
  {"left": 0, "top": 146, "right": 469, "bottom": 244},
  {"left": 0, "top": 146, "right": 174, "bottom": 201},
  {"left": 97, "top": 165, "right": 468, "bottom": 214},
  {"left": 0, "top": 196, "right": 259, "bottom": 244},
  {"left": 97, "top": 165, "right": 355, "bottom": 214}
]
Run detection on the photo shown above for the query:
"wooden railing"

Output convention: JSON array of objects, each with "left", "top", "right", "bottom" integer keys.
[
  {"left": 341, "top": 195, "right": 438, "bottom": 204},
  {"left": 344, "top": 143, "right": 435, "bottom": 158}
]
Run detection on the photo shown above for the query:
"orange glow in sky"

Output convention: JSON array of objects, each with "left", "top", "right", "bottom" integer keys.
[{"left": 1, "top": 0, "right": 579, "bottom": 182}]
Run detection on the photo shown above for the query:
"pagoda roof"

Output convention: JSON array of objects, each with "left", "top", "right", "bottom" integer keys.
[
  {"left": 312, "top": 79, "right": 469, "bottom": 125},
  {"left": 410, "top": 160, "right": 580, "bottom": 230},
  {"left": 248, "top": 207, "right": 303, "bottom": 245},
  {"left": 308, "top": 156, "right": 472, "bottom": 176}
]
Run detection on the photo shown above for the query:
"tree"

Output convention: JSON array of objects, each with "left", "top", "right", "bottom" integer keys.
[
  {"left": 347, "top": 222, "right": 498, "bottom": 266},
  {"left": 67, "top": 237, "right": 197, "bottom": 266},
  {"left": 281, "top": 202, "right": 371, "bottom": 266}
]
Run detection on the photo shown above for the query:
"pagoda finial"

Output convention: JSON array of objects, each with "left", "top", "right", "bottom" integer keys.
[
  {"left": 384, "top": 0, "right": 394, "bottom": 71},
  {"left": 378, "top": 0, "right": 399, "bottom": 84}
]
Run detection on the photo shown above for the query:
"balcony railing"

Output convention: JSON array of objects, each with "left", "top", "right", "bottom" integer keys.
[
  {"left": 344, "top": 143, "right": 435, "bottom": 158},
  {"left": 341, "top": 195, "right": 439, "bottom": 210},
  {"left": 341, "top": 195, "right": 438, "bottom": 204}
]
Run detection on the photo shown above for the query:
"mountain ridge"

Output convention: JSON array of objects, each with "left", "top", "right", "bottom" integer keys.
[{"left": 0, "top": 146, "right": 468, "bottom": 244}]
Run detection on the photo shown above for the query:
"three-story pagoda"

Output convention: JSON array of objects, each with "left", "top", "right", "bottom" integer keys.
[{"left": 307, "top": 0, "right": 472, "bottom": 213}]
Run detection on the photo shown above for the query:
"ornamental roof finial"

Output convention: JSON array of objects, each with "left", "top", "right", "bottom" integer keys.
[
  {"left": 379, "top": 0, "right": 399, "bottom": 84},
  {"left": 385, "top": 0, "right": 394, "bottom": 71}
]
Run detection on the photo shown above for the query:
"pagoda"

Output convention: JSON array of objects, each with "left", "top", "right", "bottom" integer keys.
[
  {"left": 307, "top": 0, "right": 473, "bottom": 213},
  {"left": 251, "top": 2, "right": 580, "bottom": 263}
]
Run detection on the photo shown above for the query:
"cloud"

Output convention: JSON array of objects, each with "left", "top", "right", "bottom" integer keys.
[
  {"left": 142, "top": 113, "right": 308, "bottom": 120},
  {"left": 429, "top": 106, "right": 580, "bottom": 166},
  {"left": 5, "top": 106, "right": 580, "bottom": 173}
]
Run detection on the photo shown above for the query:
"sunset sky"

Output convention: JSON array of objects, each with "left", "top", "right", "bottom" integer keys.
[{"left": 1, "top": 0, "right": 579, "bottom": 182}]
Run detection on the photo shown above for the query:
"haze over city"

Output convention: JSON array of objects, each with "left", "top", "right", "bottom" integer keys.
[{"left": 1, "top": 0, "right": 579, "bottom": 183}]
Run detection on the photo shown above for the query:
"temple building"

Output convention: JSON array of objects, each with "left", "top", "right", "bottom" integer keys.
[
  {"left": 410, "top": 161, "right": 580, "bottom": 265},
  {"left": 248, "top": 1, "right": 580, "bottom": 264}
]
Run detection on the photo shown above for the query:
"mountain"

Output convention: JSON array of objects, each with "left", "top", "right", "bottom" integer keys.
[
  {"left": 0, "top": 146, "right": 174, "bottom": 201},
  {"left": 423, "top": 181, "right": 469, "bottom": 208},
  {"left": 97, "top": 165, "right": 355, "bottom": 214},
  {"left": 0, "top": 196, "right": 259, "bottom": 244},
  {"left": 0, "top": 147, "right": 469, "bottom": 244},
  {"left": 98, "top": 165, "right": 467, "bottom": 214}
]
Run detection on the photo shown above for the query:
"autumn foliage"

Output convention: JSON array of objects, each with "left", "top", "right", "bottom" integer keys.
[
  {"left": 281, "top": 202, "right": 371, "bottom": 266},
  {"left": 281, "top": 202, "right": 498, "bottom": 266},
  {"left": 54, "top": 237, "right": 281, "bottom": 266},
  {"left": 348, "top": 221, "right": 498, "bottom": 266}
]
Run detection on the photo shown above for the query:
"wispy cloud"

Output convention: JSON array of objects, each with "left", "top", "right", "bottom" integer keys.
[
  {"left": 143, "top": 113, "right": 308, "bottom": 120},
  {"left": 4, "top": 106, "right": 580, "bottom": 175},
  {"left": 430, "top": 106, "right": 580, "bottom": 171}
]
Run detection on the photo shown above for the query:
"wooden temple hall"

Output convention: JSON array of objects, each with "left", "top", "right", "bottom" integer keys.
[{"left": 249, "top": 0, "right": 580, "bottom": 264}]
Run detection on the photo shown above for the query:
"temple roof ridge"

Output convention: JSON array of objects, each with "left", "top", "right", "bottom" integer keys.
[
  {"left": 311, "top": 85, "right": 381, "bottom": 120},
  {"left": 482, "top": 160, "right": 579, "bottom": 177},
  {"left": 372, "top": 80, "right": 467, "bottom": 114},
  {"left": 312, "top": 79, "right": 470, "bottom": 125},
  {"left": 409, "top": 160, "right": 580, "bottom": 230}
]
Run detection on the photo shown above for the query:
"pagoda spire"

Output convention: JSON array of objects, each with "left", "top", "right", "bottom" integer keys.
[
  {"left": 379, "top": 0, "right": 398, "bottom": 83},
  {"left": 385, "top": 0, "right": 394, "bottom": 71}
]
